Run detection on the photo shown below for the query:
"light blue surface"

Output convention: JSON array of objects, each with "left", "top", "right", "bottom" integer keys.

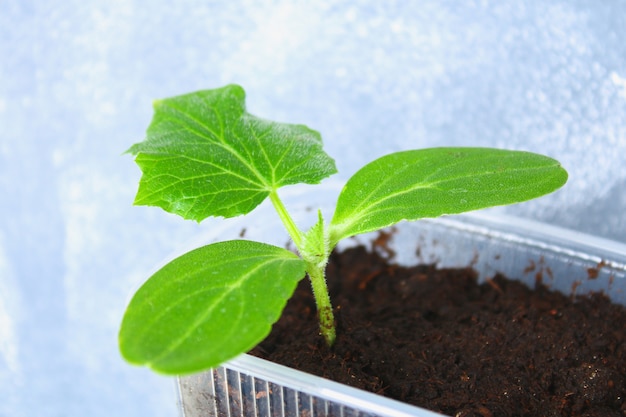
[{"left": 1, "top": 1, "right": 625, "bottom": 416}]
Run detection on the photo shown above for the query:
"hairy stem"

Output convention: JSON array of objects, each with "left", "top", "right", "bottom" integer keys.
[
  {"left": 269, "top": 190, "right": 336, "bottom": 346},
  {"left": 306, "top": 260, "right": 336, "bottom": 346}
]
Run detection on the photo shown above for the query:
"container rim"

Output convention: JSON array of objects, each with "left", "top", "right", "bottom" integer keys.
[
  {"left": 450, "top": 211, "right": 626, "bottom": 265},
  {"left": 224, "top": 353, "right": 447, "bottom": 417}
]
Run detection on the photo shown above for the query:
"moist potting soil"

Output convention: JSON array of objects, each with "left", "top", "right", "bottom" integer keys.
[{"left": 251, "top": 239, "right": 626, "bottom": 417}]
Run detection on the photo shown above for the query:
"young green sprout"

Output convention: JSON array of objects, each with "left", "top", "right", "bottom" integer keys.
[{"left": 119, "top": 84, "right": 568, "bottom": 375}]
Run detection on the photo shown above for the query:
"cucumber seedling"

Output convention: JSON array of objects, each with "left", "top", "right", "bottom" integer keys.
[{"left": 119, "top": 84, "right": 568, "bottom": 375}]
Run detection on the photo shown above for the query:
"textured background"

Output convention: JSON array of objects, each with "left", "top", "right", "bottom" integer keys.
[{"left": 1, "top": 1, "right": 625, "bottom": 416}]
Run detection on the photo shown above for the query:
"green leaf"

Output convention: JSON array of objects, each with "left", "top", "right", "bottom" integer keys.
[
  {"left": 127, "top": 84, "right": 337, "bottom": 221},
  {"left": 329, "top": 147, "right": 568, "bottom": 245},
  {"left": 119, "top": 240, "right": 306, "bottom": 375}
]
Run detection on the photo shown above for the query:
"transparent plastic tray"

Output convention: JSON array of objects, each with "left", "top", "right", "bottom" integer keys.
[{"left": 176, "top": 186, "right": 626, "bottom": 417}]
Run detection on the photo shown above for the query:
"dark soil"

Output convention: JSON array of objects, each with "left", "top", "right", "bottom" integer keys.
[{"left": 250, "top": 239, "right": 626, "bottom": 417}]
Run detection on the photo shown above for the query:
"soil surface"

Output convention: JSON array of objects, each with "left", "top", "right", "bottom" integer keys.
[{"left": 250, "top": 239, "right": 626, "bottom": 417}]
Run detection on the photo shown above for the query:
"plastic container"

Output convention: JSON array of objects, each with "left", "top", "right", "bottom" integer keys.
[{"left": 176, "top": 185, "right": 626, "bottom": 417}]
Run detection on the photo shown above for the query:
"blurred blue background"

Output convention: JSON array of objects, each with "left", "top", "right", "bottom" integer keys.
[{"left": 1, "top": 1, "right": 625, "bottom": 415}]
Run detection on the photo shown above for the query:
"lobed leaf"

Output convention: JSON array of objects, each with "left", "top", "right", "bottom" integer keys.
[
  {"left": 329, "top": 147, "right": 568, "bottom": 245},
  {"left": 127, "top": 84, "right": 337, "bottom": 221},
  {"left": 119, "top": 240, "right": 306, "bottom": 375}
]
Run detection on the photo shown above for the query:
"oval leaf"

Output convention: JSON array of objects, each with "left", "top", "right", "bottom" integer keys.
[
  {"left": 119, "top": 240, "right": 306, "bottom": 375},
  {"left": 329, "top": 147, "right": 568, "bottom": 244},
  {"left": 127, "top": 84, "right": 337, "bottom": 221}
]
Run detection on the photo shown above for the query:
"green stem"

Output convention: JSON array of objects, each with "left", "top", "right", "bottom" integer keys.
[
  {"left": 306, "top": 261, "right": 336, "bottom": 346},
  {"left": 269, "top": 190, "right": 304, "bottom": 248},
  {"left": 269, "top": 190, "right": 336, "bottom": 346}
]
